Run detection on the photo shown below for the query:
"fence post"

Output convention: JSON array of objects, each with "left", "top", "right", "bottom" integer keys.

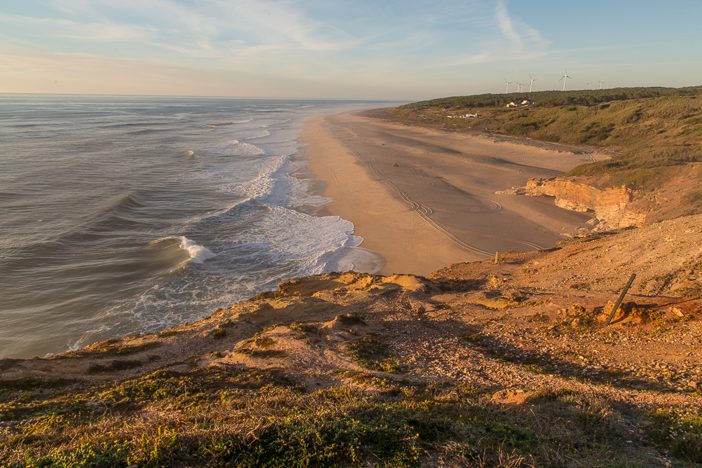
[{"left": 606, "top": 273, "right": 637, "bottom": 325}]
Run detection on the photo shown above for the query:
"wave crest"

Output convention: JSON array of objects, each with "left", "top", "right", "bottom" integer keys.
[
  {"left": 228, "top": 140, "right": 265, "bottom": 156},
  {"left": 148, "top": 236, "right": 216, "bottom": 265},
  {"left": 177, "top": 236, "right": 216, "bottom": 264}
]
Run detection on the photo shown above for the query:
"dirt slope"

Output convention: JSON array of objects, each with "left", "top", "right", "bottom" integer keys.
[{"left": 2, "top": 215, "right": 701, "bottom": 465}]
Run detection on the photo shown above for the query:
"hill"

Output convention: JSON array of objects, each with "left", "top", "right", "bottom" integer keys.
[{"left": 381, "top": 87, "right": 702, "bottom": 220}]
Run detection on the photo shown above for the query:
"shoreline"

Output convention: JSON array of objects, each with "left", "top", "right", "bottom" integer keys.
[
  {"left": 302, "top": 111, "right": 605, "bottom": 276},
  {"left": 301, "top": 114, "right": 471, "bottom": 276}
]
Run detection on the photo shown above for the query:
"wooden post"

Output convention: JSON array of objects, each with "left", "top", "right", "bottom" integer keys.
[
  {"left": 494, "top": 251, "right": 499, "bottom": 264},
  {"left": 606, "top": 273, "right": 637, "bottom": 325}
]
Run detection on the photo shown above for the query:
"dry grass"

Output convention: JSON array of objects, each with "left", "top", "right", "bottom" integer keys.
[
  {"left": 2, "top": 254, "right": 702, "bottom": 466},
  {"left": 0, "top": 366, "right": 672, "bottom": 467}
]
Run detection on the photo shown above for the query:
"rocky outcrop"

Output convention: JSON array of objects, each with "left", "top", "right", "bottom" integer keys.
[{"left": 524, "top": 178, "right": 647, "bottom": 230}]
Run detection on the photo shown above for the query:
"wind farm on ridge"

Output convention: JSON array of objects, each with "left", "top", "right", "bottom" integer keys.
[{"left": 503, "top": 68, "right": 607, "bottom": 94}]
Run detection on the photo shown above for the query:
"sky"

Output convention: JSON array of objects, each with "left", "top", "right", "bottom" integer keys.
[{"left": 1, "top": 0, "right": 700, "bottom": 100}]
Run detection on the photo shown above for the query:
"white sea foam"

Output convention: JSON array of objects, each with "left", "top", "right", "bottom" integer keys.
[
  {"left": 205, "top": 139, "right": 265, "bottom": 157},
  {"left": 226, "top": 139, "right": 265, "bottom": 156},
  {"left": 177, "top": 236, "right": 216, "bottom": 263},
  {"left": 243, "top": 207, "right": 357, "bottom": 273},
  {"left": 247, "top": 129, "right": 271, "bottom": 140},
  {"left": 221, "top": 153, "right": 287, "bottom": 201}
]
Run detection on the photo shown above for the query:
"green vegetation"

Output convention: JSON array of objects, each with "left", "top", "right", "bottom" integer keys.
[
  {"left": 0, "top": 367, "right": 666, "bottom": 466},
  {"left": 347, "top": 335, "right": 406, "bottom": 373},
  {"left": 210, "top": 325, "right": 227, "bottom": 339},
  {"left": 645, "top": 408, "right": 702, "bottom": 463},
  {"left": 385, "top": 86, "right": 702, "bottom": 191},
  {"left": 403, "top": 87, "right": 698, "bottom": 110}
]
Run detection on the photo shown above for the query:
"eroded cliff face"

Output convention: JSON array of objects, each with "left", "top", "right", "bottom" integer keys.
[{"left": 524, "top": 178, "right": 647, "bottom": 230}]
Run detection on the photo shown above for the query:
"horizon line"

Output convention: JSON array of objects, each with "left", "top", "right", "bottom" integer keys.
[{"left": 0, "top": 91, "right": 410, "bottom": 102}]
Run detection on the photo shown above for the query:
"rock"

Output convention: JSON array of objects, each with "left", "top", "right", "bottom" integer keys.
[{"left": 522, "top": 178, "right": 646, "bottom": 230}]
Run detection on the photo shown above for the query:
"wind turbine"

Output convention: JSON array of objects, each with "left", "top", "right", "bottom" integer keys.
[
  {"left": 528, "top": 75, "right": 537, "bottom": 93},
  {"left": 504, "top": 80, "right": 513, "bottom": 94},
  {"left": 560, "top": 68, "right": 572, "bottom": 91},
  {"left": 516, "top": 82, "right": 524, "bottom": 93},
  {"left": 598, "top": 80, "right": 605, "bottom": 90}
]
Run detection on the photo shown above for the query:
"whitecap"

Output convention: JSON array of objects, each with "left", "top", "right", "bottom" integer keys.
[
  {"left": 178, "top": 236, "right": 216, "bottom": 263},
  {"left": 220, "top": 154, "right": 287, "bottom": 202},
  {"left": 227, "top": 139, "right": 265, "bottom": 156},
  {"left": 208, "top": 139, "right": 266, "bottom": 156}
]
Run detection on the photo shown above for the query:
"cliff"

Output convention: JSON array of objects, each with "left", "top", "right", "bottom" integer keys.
[
  {"left": 523, "top": 177, "right": 647, "bottom": 230},
  {"left": 2, "top": 214, "right": 702, "bottom": 466}
]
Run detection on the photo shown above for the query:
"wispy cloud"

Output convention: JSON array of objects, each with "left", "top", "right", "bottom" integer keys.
[
  {"left": 435, "top": 1, "right": 548, "bottom": 70},
  {"left": 0, "top": 13, "right": 157, "bottom": 42},
  {"left": 1, "top": 0, "right": 357, "bottom": 59},
  {"left": 495, "top": 0, "right": 523, "bottom": 52},
  {"left": 436, "top": 52, "right": 493, "bottom": 68},
  {"left": 213, "top": 0, "right": 356, "bottom": 52},
  {"left": 0, "top": 1, "right": 522, "bottom": 98}
]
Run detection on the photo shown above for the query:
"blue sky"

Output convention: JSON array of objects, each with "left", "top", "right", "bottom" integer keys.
[{"left": 1, "top": 0, "right": 700, "bottom": 99}]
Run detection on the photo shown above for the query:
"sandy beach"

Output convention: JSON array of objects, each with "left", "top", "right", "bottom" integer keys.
[{"left": 302, "top": 111, "right": 605, "bottom": 276}]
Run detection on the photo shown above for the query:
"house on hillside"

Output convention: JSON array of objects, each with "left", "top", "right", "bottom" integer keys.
[
  {"left": 447, "top": 112, "right": 479, "bottom": 119},
  {"left": 506, "top": 99, "right": 533, "bottom": 108}
]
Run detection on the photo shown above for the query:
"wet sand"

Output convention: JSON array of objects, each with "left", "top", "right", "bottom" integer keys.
[{"left": 301, "top": 111, "right": 603, "bottom": 276}]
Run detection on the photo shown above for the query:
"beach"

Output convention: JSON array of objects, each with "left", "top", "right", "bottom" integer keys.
[{"left": 302, "top": 111, "right": 603, "bottom": 276}]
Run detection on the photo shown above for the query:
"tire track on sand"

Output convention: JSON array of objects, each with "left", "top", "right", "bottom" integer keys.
[{"left": 362, "top": 158, "right": 493, "bottom": 258}]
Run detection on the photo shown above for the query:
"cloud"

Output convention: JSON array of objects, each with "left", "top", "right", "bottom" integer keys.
[
  {"left": 0, "top": 0, "right": 553, "bottom": 98},
  {"left": 495, "top": 0, "right": 523, "bottom": 52},
  {"left": 65, "top": 0, "right": 354, "bottom": 53},
  {"left": 437, "top": 52, "right": 493, "bottom": 68},
  {"left": 210, "top": 0, "right": 356, "bottom": 52}
]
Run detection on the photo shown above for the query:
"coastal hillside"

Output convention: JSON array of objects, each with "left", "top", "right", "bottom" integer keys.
[
  {"left": 4, "top": 1, "right": 702, "bottom": 466},
  {"left": 2, "top": 214, "right": 702, "bottom": 466},
  {"left": 3, "top": 92, "right": 701, "bottom": 467},
  {"left": 381, "top": 87, "right": 702, "bottom": 225}
]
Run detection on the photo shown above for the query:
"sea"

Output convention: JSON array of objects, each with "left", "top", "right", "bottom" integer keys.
[{"left": 0, "top": 95, "right": 384, "bottom": 359}]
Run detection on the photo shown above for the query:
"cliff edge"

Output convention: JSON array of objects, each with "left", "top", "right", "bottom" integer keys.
[{"left": 2, "top": 214, "right": 701, "bottom": 466}]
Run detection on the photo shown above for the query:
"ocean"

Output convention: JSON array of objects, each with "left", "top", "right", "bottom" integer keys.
[{"left": 0, "top": 95, "right": 382, "bottom": 359}]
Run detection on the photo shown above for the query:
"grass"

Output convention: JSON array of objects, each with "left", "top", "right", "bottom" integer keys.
[
  {"left": 381, "top": 86, "right": 702, "bottom": 194},
  {"left": 645, "top": 408, "right": 702, "bottom": 463},
  {"left": 346, "top": 335, "right": 406, "bottom": 373},
  {"left": 236, "top": 336, "right": 287, "bottom": 359},
  {"left": 401, "top": 87, "right": 699, "bottom": 110},
  {"left": 0, "top": 367, "right": 663, "bottom": 466},
  {"left": 210, "top": 326, "right": 227, "bottom": 339}
]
